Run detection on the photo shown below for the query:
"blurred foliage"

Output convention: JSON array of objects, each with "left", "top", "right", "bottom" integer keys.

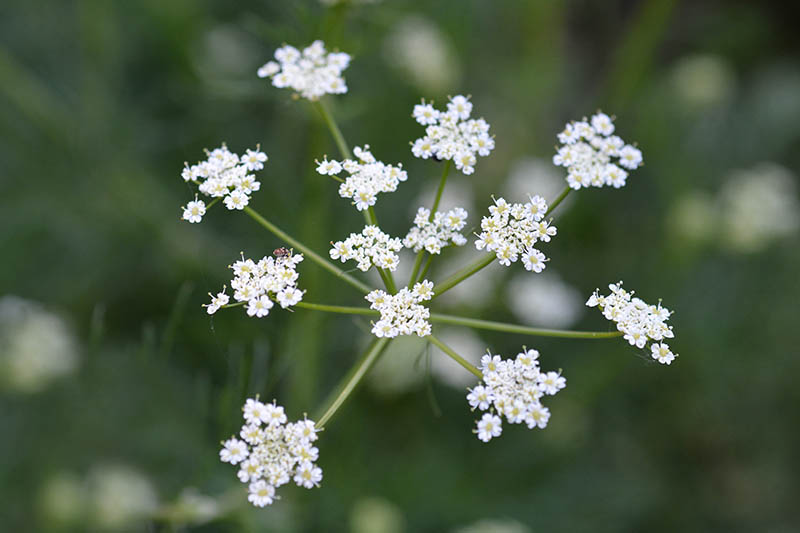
[{"left": 1, "top": 0, "right": 799, "bottom": 531}]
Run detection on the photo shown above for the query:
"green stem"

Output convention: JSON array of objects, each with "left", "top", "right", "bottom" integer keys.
[
  {"left": 314, "top": 99, "right": 352, "bottom": 160},
  {"left": 376, "top": 267, "right": 397, "bottom": 294},
  {"left": 295, "top": 301, "right": 377, "bottom": 316},
  {"left": 408, "top": 250, "right": 426, "bottom": 286},
  {"left": 242, "top": 206, "right": 371, "bottom": 294},
  {"left": 426, "top": 334, "right": 482, "bottom": 379},
  {"left": 545, "top": 186, "right": 572, "bottom": 217},
  {"left": 429, "top": 313, "right": 624, "bottom": 339},
  {"left": 315, "top": 338, "right": 391, "bottom": 428},
  {"left": 430, "top": 160, "right": 452, "bottom": 215},
  {"left": 431, "top": 254, "right": 495, "bottom": 300},
  {"left": 418, "top": 253, "right": 434, "bottom": 282}
]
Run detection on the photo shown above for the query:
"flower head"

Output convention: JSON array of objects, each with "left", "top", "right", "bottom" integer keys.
[
  {"left": 205, "top": 251, "right": 305, "bottom": 317},
  {"left": 411, "top": 95, "right": 495, "bottom": 175},
  {"left": 403, "top": 206, "right": 469, "bottom": 254},
  {"left": 258, "top": 40, "right": 350, "bottom": 100},
  {"left": 366, "top": 281, "right": 434, "bottom": 338},
  {"left": 220, "top": 398, "right": 322, "bottom": 507},
  {"left": 586, "top": 282, "right": 677, "bottom": 363},
  {"left": 474, "top": 196, "right": 557, "bottom": 270},
  {"left": 180, "top": 144, "right": 267, "bottom": 222},
  {"left": 553, "top": 112, "right": 642, "bottom": 190},
  {"left": 468, "top": 347, "right": 565, "bottom": 442},
  {"left": 330, "top": 225, "right": 403, "bottom": 272},
  {"left": 318, "top": 145, "right": 407, "bottom": 211}
]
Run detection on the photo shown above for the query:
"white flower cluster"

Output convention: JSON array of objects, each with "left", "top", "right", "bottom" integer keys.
[
  {"left": 467, "top": 348, "right": 566, "bottom": 443},
  {"left": 552, "top": 112, "right": 643, "bottom": 190},
  {"left": 205, "top": 251, "right": 305, "bottom": 318},
  {"left": 586, "top": 282, "right": 677, "bottom": 364},
  {"left": 219, "top": 398, "right": 322, "bottom": 507},
  {"left": 317, "top": 145, "right": 408, "bottom": 211},
  {"left": 257, "top": 40, "right": 350, "bottom": 101},
  {"left": 180, "top": 144, "right": 268, "bottom": 223},
  {"left": 330, "top": 225, "right": 403, "bottom": 272},
  {"left": 403, "top": 206, "right": 469, "bottom": 254},
  {"left": 365, "top": 281, "right": 434, "bottom": 338},
  {"left": 475, "top": 196, "right": 557, "bottom": 271},
  {"left": 411, "top": 95, "right": 495, "bottom": 175}
]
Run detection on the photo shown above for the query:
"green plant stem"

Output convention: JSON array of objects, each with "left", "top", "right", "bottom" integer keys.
[
  {"left": 408, "top": 250, "right": 426, "bottom": 286},
  {"left": 545, "top": 186, "right": 572, "bottom": 217},
  {"left": 292, "top": 301, "right": 621, "bottom": 340},
  {"left": 377, "top": 267, "right": 397, "bottom": 294},
  {"left": 315, "top": 338, "right": 390, "bottom": 428},
  {"left": 429, "top": 314, "right": 624, "bottom": 339},
  {"left": 243, "top": 206, "right": 371, "bottom": 294},
  {"left": 431, "top": 254, "right": 495, "bottom": 300},
  {"left": 430, "top": 160, "right": 452, "bottom": 214},
  {"left": 418, "top": 254, "right": 434, "bottom": 282},
  {"left": 409, "top": 161, "right": 452, "bottom": 286},
  {"left": 314, "top": 99, "right": 352, "bottom": 159},
  {"left": 426, "top": 334, "right": 482, "bottom": 379}
]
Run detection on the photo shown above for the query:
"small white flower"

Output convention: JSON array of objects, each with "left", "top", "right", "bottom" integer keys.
[
  {"left": 411, "top": 95, "right": 494, "bottom": 174},
  {"left": 247, "top": 480, "right": 275, "bottom": 507},
  {"left": 322, "top": 145, "right": 407, "bottom": 211},
  {"left": 258, "top": 40, "right": 350, "bottom": 101},
  {"left": 293, "top": 461, "right": 323, "bottom": 489},
  {"left": 246, "top": 295, "right": 273, "bottom": 318},
  {"left": 330, "top": 225, "right": 403, "bottom": 272},
  {"left": 182, "top": 198, "right": 206, "bottom": 223},
  {"left": 650, "top": 342, "right": 677, "bottom": 365},
  {"left": 219, "top": 438, "right": 248, "bottom": 465},
  {"left": 476, "top": 413, "right": 503, "bottom": 442},
  {"left": 366, "top": 281, "right": 434, "bottom": 338}
]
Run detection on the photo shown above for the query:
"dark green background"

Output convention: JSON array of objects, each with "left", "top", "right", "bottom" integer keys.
[{"left": 1, "top": 0, "right": 799, "bottom": 531}]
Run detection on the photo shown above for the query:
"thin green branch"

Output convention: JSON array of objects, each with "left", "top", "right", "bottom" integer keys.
[
  {"left": 430, "top": 254, "right": 495, "bottom": 300},
  {"left": 315, "top": 338, "right": 391, "bottom": 428},
  {"left": 430, "top": 160, "right": 452, "bottom": 215},
  {"left": 418, "top": 253, "right": 434, "bottom": 282},
  {"left": 242, "top": 206, "right": 371, "bottom": 294},
  {"left": 314, "top": 99, "right": 352, "bottom": 160},
  {"left": 429, "top": 313, "right": 624, "bottom": 339},
  {"left": 426, "top": 334, "right": 482, "bottom": 379},
  {"left": 294, "top": 301, "right": 377, "bottom": 316},
  {"left": 545, "top": 186, "right": 572, "bottom": 217},
  {"left": 408, "top": 250, "right": 426, "bottom": 286}
]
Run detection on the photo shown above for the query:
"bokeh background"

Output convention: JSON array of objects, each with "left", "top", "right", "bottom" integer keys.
[{"left": 2, "top": 0, "right": 799, "bottom": 531}]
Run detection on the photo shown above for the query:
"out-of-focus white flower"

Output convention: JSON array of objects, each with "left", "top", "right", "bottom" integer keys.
[
  {"left": 257, "top": 40, "right": 350, "bottom": 100},
  {"left": 670, "top": 54, "right": 735, "bottom": 108},
  {"left": 719, "top": 163, "right": 800, "bottom": 253},
  {"left": 506, "top": 272, "right": 583, "bottom": 328},
  {"left": 87, "top": 465, "right": 158, "bottom": 530},
  {"left": 350, "top": 496, "right": 406, "bottom": 533},
  {"left": 437, "top": 248, "right": 504, "bottom": 309},
  {"left": 0, "top": 296, "right": 79, "bottom": 393},
  {"left": 383, "top": 15, "right": 459, "bottom": 93},
  {"left": 157, "top": 488, "right": 220, "bottom": 527}
]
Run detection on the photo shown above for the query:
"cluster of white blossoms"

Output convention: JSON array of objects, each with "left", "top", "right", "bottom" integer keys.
[
  {"left": 329, "top": 225, "right": 403, "bottom": 272},
  {"left": 317, "top": 145, "right": 408, "bottom": 211},
  {"left": 257, "top": 40, "right": 350, "bottom": 101},
  {"left": 475, "top": 195, "right": 557, "bottom": 271},
  {"left": 468, "top": 348, "right": 566, "bottom": 443},
  {"left": 365, "top": 281, "right": 434, "bottom": 338},
  {"left": 586, "top": 282, "right": 677, "bottom": 364},
  {"left": 205, "top": 251, "right": 304, "bottom": 318},
  {"left": 403, "top": 206, "right": 469, "bottom": 254},
  {"left": 411, "top": 95, "right": 495, "bottom": 175},
  {"left": 180, "top": 144, "right": 268, "bottom": 223},
  {"left": 552, "top": 112, "right": 643, "bottom": 190},
  {"left": 219, "top": 398, "right": 322, "bottom": 507}
]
